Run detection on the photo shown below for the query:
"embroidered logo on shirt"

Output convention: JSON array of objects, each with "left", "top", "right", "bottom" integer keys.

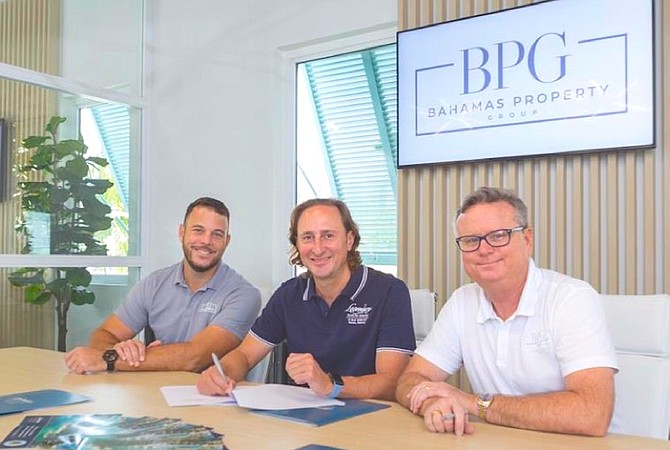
[
  {"left": 198, "top": 302, "right": 218, "bottom": 314},
  {"left": 524, "top": 330, "right": 553, "bottom": 348},
  {"left": 345, "top": 303, "right": 372, "bottom": 325}
]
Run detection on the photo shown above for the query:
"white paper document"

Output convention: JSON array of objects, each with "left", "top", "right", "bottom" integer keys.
[
  {"left": 231, "top": 384, "right": 344, "bottom": 410},
  {"left": 160, "top": 385, "right": 237, "bottom": 407}
]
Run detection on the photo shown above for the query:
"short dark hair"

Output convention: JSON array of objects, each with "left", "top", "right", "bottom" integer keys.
[
  {"left": 184, "top": 197, "right": 230, "bottom": 225},
  {"left": 288, "top": 198, "right": 362, "bottom": 271},
  {"left": 456, "top": 186, "right": 529, "bottom": 227}
]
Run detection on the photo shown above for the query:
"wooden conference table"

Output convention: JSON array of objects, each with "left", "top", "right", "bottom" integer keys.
[{"left": 1, "top": 347, "right": 668, "bottom": 450}]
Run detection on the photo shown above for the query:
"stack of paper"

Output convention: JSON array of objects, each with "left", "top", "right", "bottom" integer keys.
[{"left": 160, "top": 383, "right": 342, "bottom": 410}]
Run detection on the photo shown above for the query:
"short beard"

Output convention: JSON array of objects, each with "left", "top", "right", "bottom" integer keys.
[
  {"left": 183, "top": 245, "right": 221, "bottom": 273},
  {"left": 184, "top": 255, "right": 220, "bottom": 273}
]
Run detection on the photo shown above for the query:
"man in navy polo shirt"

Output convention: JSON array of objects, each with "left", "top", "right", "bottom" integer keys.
[{"left": 198, "top": 198, "right": 415, "bottom": 400}]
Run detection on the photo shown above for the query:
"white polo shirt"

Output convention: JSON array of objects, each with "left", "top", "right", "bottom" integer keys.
[{"left": 417, "top": 259, "right": 623, "bottom": 432}]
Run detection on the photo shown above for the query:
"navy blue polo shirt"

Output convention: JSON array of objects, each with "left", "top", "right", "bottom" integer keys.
[{"left": 250, "top": 266, "right": 416, "bottom": 376}]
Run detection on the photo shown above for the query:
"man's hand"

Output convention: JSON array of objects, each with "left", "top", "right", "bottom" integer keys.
[
  {"left": 419, "top": 396, "right": 476, "bottom": 435},
  {"left": 113, "top": 339, "right": 162, "bottom": 367},
  {"left": 285, "top": 353, "right": 332, "bottom": 397},
  {"left": 407, "top": 381, "right": 477, "bottom": 436},
  {"left": 197, "top": 364, "right": 236, "bottom": 396},
  {"left": 64, "top": 347, "right": 106, "bottom": 374}
]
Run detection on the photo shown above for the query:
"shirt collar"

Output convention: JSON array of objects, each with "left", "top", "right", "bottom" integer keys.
[
  {"left": 476, "top": 258, "right": 539, "bottom": 323},
  {"left": 302, "top": 265, "right": 369, "bottom": 302},
  {"left": 174, "top": 261, "right": 228, "bottom": 292}
]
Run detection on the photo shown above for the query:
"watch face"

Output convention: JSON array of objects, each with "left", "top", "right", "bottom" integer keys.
[
  {"left": 103, "top": 350, "right": 118, "bottom": 362},
  {"left": 480, "top": 393, "right": 493, "bottom": 402},
  {"left": 329, "top": 373, "right": 344, "bottom": 386}
]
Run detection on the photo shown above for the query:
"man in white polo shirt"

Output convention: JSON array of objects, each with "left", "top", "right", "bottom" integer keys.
[
  {"left": 396, "top": 186, "right": 623, "bottom": 437},
  {"left": 65, "top": 197, "right": 261, "bottom": 374}
]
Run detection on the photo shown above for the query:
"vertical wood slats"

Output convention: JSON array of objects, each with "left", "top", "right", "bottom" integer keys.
[
  {"left": 397, "top": 0, "right": 669, "bottom": 312},
  {"left": 0, "top": 0, "right": 61, "bottom": 349}
]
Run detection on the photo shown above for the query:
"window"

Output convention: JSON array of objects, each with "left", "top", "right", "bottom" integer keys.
[
  {"left": 80, "top": 106, "right": 130, "bottom": 257},
  {"left": 80, "top": 105, "right": 131, "bottom": 281},
  {"left": 0, "top": 0, "right": 145, "bottom": 350},
  {"left": 296, "top": 44, "right": 398, "bottom": 273}
]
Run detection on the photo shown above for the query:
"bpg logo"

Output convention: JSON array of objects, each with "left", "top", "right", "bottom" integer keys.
[{"left": 461, "top": 32, "right": 569, "bottom": 94}]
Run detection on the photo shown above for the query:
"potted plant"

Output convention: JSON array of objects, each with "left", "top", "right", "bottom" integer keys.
[{"left": 8, "top": 116, "right": 114, "bottom": 352}]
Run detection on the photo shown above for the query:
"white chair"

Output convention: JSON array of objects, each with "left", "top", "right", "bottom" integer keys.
[
  {"left": 601, "top": 294, "right": 670, "bottom": 439},
  {"left": 409, "top": 289, "right": 437, "bottom": 346},
  {"left": 246, "top": 353, "right": 271, "bottom": 383},
  {"left": 245, "top": 286, "right": 274, "bottom": 383}
]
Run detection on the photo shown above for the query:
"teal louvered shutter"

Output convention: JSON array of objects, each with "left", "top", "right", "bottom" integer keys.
[
  {"left": 89, "top": 103, "right": 130, "bottom": 210},
  {"left": 303, "top": 44, "right": 397, "bottom": 265}
]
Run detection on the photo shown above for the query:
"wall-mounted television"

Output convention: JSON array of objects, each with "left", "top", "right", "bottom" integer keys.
[{"left": 397, "top": 0, "right": 655, "bottom": 168}]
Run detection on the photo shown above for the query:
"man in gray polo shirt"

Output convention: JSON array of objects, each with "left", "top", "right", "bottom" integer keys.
[{"left": 65, "top": 197, "right": 261, "bottom": 373}]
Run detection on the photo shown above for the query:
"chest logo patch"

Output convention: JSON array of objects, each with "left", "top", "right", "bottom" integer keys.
[
  {"left": 345, "top": 303, "right": 372, "bottom": 325},
  {"left": 524, "top": 329, "right": 553, "bottom": 348},
  {"left": 198, "top": 301, "right": 218, "bottom": 314}
]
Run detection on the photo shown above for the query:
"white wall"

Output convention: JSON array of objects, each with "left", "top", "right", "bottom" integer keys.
[
  {"left": 62, "top": 0, "right": 143, "bottom": 95},
  {"left": 146, "top": 0, "right": 397, "bottom": 292}
]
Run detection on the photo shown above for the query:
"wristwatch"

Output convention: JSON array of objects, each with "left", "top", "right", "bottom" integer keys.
[
  {"left": 476, "top": 393, "right": 494, "bottom": 421},
  {"left": 102, "top": 349, "right": 119, "bottom": 371},
  {"left": 328, "top": 373, "right": 344, "bottom": 399}
]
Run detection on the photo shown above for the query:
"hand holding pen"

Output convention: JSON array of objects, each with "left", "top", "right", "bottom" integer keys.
[
  {"left": 196, "top": 353, "right": 236, "bottom": 396},
  {"left": 211, "top": 353, "right": 228, "bottom": 383}
]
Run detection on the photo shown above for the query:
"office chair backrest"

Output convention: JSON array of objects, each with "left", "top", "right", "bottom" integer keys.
[
  {"left": 245, "top": 286, "right": 274, "bottom": 383},
  {"left": 601, "top": 294, "right": 670, "bottom": 440},
  {"left": 409, "top": 289, "right": 437, "bottom": 345}
]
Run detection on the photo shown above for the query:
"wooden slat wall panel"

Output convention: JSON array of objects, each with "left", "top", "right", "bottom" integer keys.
[
  {"left": 397, "top": 0, "right": 669, "bottom": 311},
  {"left": 0, "top": 0, "right": 60, "bottom": 349}
]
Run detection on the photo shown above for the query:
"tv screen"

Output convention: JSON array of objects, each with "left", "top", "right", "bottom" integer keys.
[{"left": 397, "top": 0, "right": 655, "bottom": 168}]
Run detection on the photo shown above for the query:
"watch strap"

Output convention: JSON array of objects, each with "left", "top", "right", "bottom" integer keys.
[
  {"left": 476, "top": 394, "right": 493, "bottom": 421},
  {"left": 328, "top": 373, "right": 344, "bottom": 399},
  {"left": 103, "top": 349, "right": 118, "bottom": 372}
]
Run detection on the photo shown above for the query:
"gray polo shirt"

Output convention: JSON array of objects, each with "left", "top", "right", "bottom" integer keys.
[{"left": 115, "top": 262, "right": 261, "bottom": 343}]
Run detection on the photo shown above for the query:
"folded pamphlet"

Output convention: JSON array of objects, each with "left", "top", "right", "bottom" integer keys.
[{"left": 0, "top": 389, "right": 90, "bottom": 416}]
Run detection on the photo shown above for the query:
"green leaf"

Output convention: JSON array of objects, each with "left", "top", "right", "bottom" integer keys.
[
  {"left": 45, "top": 116, "right": 66, "bottom": 134},
  {"left": 71, "top": 289, "right": 95, "bottom": 305},
  {"left": 65, "top": 268, "right": 92, "bottom": 287},
  {"left": 8, "top": 268, "right": 45, "bottom": 286},
  {"left": 87, "top": 156, "right": 109, "bottom": 167},
  {"left": 46, "top": 277, "right": 68, "bottom": 291},
  {"left": 64, "top": 155, "right": 89, "bottom": 179},
  {"left": 55, "top": 139, "right": 86, "bottom": 158},
  {"left": 49, "top": 187, "right": 69, "bottom": 206},
  {"left": 28, "top": 144, "right": 57, "bottom": 168},
  {"left": 21, "top": 135, "right": 49, "bottom": 149},
  {"left": 79, "top": 179, "right": 114, "bottom": 195},
  {"left": 25, "top": 285, "right": 52, "bottom": 304}
]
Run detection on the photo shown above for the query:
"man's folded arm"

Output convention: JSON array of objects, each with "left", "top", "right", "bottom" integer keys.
[
  {"left": 113, "top": 324, "right": 242, "bottom": 372},
  {"left": 336, "top": 351, "right": 411, "bottom": 401},
  {"left": 485, "top": 367, "right": 615, "bottom": 437}
]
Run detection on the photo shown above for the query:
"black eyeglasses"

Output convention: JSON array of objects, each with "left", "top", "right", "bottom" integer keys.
[{"left": 455, "top": 226, "right": 527, "bottom": 252}]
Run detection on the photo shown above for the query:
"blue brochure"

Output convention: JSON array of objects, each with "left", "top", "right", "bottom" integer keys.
[
  {"left": 251, "top": 399, "right": 390, "bottom": 427},
  {"left": 0, "top": 389, "right": 90, "bottom": 415}
]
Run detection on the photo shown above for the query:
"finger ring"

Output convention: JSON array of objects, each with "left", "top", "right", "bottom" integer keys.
[{"left": 441, "top": 412, "right": 455, "bottom": 421}]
